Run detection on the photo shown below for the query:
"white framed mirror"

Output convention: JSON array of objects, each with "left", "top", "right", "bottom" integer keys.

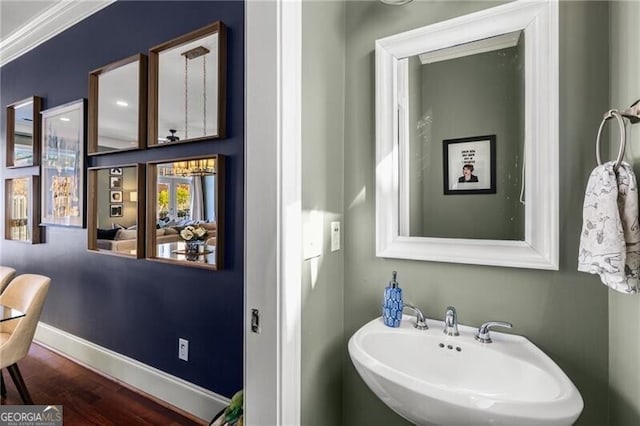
[{"left": 375, "top": 0, "right": 559, "bottom": 270}]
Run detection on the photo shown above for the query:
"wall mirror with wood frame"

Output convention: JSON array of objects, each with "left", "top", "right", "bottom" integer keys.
[
  {"left": 5, "top": 176, "right": 42, "bottom": 243},
  {"left": 148, "top": 21, "right": 226, "bottom": 147},
  {"left": 146, "top": 155, "right": 225, "bottom": 270},
  {"left": 87, "top": 164, "right": 145, "bottom": 258},
  {"left": 6, "top": 96, "right": 42, "bottom": 167},
  {"left": 88, "top": 54, "right": 147, "bottom": 155}
]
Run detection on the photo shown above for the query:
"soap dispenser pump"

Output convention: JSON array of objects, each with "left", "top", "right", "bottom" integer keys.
[{"left": 382, "top": 271, "right": 403, "bottom": 327}]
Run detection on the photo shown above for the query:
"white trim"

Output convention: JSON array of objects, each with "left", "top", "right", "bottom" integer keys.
[
  {"left": 376, "top": 0, "right": 559, "bottom": 270},
  {"left": 245, "top": 0, "right": 302, "bottom": 425},
  {"left": 34, "top": 322, "right": 229, "bottom": 423},
  {"left": 418, "top": 31, "right": 521, "bottom": 65},
  {"left": 0, "top": 0, "right": 115, "bottom": 67}
]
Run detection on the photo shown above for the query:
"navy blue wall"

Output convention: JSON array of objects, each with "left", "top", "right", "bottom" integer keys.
[{"left": 0, "top": 1, "right": 244, "bottom": 397}]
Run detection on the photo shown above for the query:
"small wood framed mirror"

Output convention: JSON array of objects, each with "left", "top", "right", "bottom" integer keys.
[
  {"left": 146, "top": 155, "right": 225, "bottom": 270},
  {"left": 6, "top": 96, "right": 42, "bottom": 168},
  {"left": 87, "top": 164, "right": 145, "bottom": 258},
  {"left": 5, "top": 176, "right": 42, "bottom": 243},
  {"left": 88, "top": 54, "right": 147, "bottom": 155},
  {"left": 148, "top": 21, "right": 227, "bottom": 147}
]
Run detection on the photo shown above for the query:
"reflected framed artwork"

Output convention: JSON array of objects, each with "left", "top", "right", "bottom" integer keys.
[
  {"left": 41, "top": 99, "right": 86, "bottom": 227},
  {"left": 110, "top": 204, "right": 123, "bottom": 217},
  {"left": 443, "top": 135, "right": 496, "bottom": 195}
]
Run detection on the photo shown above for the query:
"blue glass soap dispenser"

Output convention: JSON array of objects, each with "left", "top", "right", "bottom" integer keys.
[{"left": 382, "top": 271, "right": 403, "bottom": 327}]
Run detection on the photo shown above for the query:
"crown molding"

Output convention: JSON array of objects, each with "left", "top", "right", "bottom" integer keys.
[{"left": 0, "top": 0, "right": 116, "bottom": 67}]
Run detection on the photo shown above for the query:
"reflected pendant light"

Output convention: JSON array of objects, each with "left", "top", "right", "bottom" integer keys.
[{"left": 181, "top": 45, "right": 210, "bottom": 140}]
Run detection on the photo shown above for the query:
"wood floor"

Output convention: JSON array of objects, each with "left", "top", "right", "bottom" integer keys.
[{"left": 0, "top": 343, "right": 204, "bottom": 426}]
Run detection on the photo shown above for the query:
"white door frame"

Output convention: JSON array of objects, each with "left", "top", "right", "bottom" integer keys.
[{"left": 244, "top": 1, "right": 302, "bottom": 425}]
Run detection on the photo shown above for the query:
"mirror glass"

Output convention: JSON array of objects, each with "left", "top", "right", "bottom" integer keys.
[
  {"left": 149, "top": 21, "right": 226, "bottom": 146},
  {"left": 89, "top": 55, "right": 146, "bottom": 154},
  {"left": 88, "top": 165, "right": 143, "bottom": 257},
  {"left": 376, "top": 1, "right": 559, "bottom": 270},
  {"left": 4, "top": 176, "right": 41, "bottom": 243},
  {"left": 6, "top": 97, "right": 41, "bottom": 167},
  {"left": 147, "top": 156, "right": 224, "bottom": 269},
  {"left": 404, "top": 32, "right": 525, "bottom": 240}
]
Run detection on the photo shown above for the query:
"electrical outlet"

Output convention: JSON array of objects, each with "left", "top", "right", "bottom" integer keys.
[{"left": 178, "top": 338, "right": 189, "bottom": 361}]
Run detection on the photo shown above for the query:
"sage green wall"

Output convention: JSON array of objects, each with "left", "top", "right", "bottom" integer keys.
[
  {"left": 609, "top": 2, "right": 640, "bottom": 425},
  {"left": 343, "top": 1, "right": 609, "bottom": 425},
  {"left": 415, "top": 45, "right": 524, "bottom": 240},
  {"left": 301, "top": 1, "right": 346, "bottom": 425}
]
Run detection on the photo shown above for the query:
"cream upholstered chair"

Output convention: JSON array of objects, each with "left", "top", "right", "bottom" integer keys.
[
  {"left": 0, "top": 267, "right": 16, "bottom": 294},
  {"left": 0, "top": 274, "right": 50, "bottom": 403}
]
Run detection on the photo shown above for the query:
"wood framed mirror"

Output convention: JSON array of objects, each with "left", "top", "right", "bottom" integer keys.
[
  {"left": 146, "top": 155, "right": 225, "bottom": 270},
  {"left": 87, "top": 164, "right": 145, "bottom": 258},
  {"left": 5, "top": 176, "right": 42, "bottom": 244},
  {"left": 6, "top": 96, "right": 42, "bottom": 168},
  {"left": 148, "top": 21, "right": 227, "bottom": 147},
  {"left": 88, "top": 54, "right": 147, "bottom": 155}
]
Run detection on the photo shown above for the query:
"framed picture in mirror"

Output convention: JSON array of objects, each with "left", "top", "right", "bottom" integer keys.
[
  {"left": 87, "top": 164, "right": 145, "bottom": 258},
  {"left": 4, "top": 176, "right": 43, "bottom": 244},
  {"left": 6, "top": 96, "right": 42, "bottom": 168},
  {"left": 88, "top": 54, "right": 147, "bottom": 155},
  {"left": 41, "top": 99, "right": 86, "bottom": 227},
  {"left": 148, "top": 21, "right": 227, "bottom": 147},
  {"left": 146, "top": 155, "right": 225, "bottom": 270},
  {"left": 443, "top": 135, "right": 496, "bottom": 195}
]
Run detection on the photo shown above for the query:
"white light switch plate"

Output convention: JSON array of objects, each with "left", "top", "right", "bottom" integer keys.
[{"left": 331, "top": 221, "right": 340, "bottom": 252}]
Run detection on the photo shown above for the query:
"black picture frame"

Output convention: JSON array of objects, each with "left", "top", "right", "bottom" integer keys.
[
  {"left": 443, "top": 135, "right": 496, "bottom": 195},
  {"left": 110, "top": 204, "right": 123, "bottom": 217}
]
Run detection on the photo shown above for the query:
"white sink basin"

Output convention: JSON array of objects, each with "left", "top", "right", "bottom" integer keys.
[{"left": 348, "top": 315, "right": 583, "bottom": 425}]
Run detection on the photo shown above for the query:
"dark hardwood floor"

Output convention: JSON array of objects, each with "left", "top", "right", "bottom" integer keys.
[{"left": 0, "top": 343, "right": 204, "bottom": 426}]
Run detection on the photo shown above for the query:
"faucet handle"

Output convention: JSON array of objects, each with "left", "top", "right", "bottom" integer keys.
[{"left": 475, "top": 321, "right": 513, "bottom": 344}]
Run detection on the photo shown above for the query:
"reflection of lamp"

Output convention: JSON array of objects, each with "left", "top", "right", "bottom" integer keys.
[
  {"left": 129, "top": 191, "right": 138, "bottom": 202},
  {"left": 181, "top": 45, "right": 210, "bottom": 140},
  {"left": 161, "top": 158, "right": 216, "bottom": 177}
]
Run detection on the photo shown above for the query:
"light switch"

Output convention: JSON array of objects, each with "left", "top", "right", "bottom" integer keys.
[
  {"left": 303, "top": 211, "right": 323, "bottom": 260},
  {"left": 331, "top": 221, "right": 340, "bottom": 252}
]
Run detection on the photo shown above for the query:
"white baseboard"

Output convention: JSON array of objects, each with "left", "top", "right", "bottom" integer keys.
[{"left": 34, "top": 322, "right": 230, "bottom": 423}]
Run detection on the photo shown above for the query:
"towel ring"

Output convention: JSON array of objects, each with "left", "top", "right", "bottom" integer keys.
[{"left": 596, "top": 109, "right": 626, "bottom": 171}]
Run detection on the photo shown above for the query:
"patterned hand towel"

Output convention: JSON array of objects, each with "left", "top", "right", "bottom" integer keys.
[{"left": 578, "top": 161, "right": 640, "bottom": 293}]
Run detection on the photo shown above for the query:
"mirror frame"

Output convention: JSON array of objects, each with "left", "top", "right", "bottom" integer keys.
[
  {"left": 88, "top": 54, "right": 148, "bottom": 155},
  {"left": 87, "top": 164, "right": 146, "bottom": 258},
  {"left": 145, "top": 154, "right": 225, "bottom": 270},
  {"left": 375, "top": 0, "right": 559, "bottom": 270},
  {"left": 6, "top": 96, "right": 42, "bottom": 168},
  {"left": 148, "top": 21, "right": 227, "bottom": 148}
]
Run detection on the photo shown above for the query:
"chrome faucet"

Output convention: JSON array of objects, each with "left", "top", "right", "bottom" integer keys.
[
  {"left": 403, "top": 303, "right": 428, "bottom": 330},
  {"left": 443, "top": 306, "right": 459, "bottom": 336},
  {"left": 475, "top": 321, "right": 512, "bottom": 344}
]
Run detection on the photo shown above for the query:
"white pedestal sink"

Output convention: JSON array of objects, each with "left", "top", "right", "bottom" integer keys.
[{"left": 348, "top": 315, "right": 583, "bottom": 425}]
